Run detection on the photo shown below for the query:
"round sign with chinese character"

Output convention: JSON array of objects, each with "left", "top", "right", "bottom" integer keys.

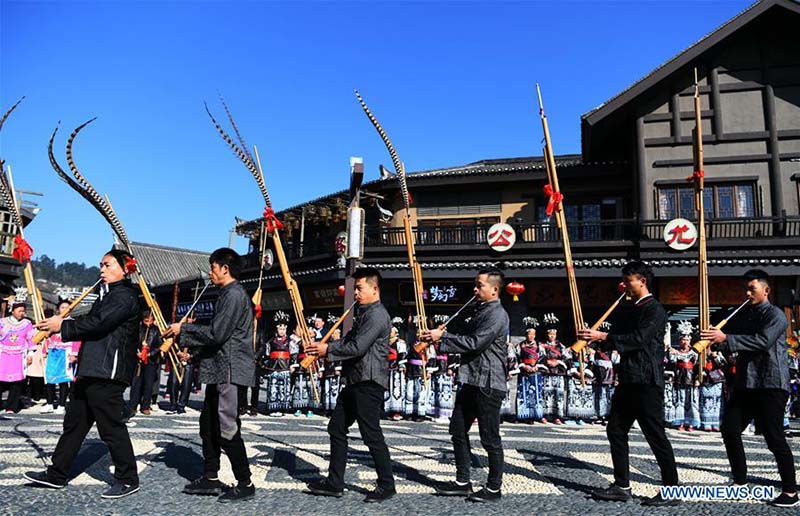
[
  {"left": 335, "top": 231, "right": 347, "bottom": 256},
  {"left": 663, "top": 218, "right": 698, "bottom": 251},
  {"left": 487, "top": 223, "right": 516, "bottom": 252}
]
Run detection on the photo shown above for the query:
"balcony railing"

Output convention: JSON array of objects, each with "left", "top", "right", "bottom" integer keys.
[
  {"left": 641, "top": 216, "right": 800, "bottom": 240},
  {"left": 242, "top": 238, "right": 333, "bottom": 269},
  {"left": 241, "top": 216, "right": 800, "bottom": 268},
  {"left": 363, "top": 216, "right": 800, "bottom": 247}
]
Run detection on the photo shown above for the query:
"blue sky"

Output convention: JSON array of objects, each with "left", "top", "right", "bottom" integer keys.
[{"left": 1, "top": 0, "right": 752, "bottom": 266}]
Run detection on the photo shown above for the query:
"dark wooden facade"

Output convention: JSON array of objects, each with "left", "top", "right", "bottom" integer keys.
[{"left": 161, "top": 0, "right": 800, "bottom": 338}]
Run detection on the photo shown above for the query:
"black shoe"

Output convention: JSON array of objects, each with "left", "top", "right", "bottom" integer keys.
[
  {"left": 218, "top": 482, "right": 255, "bottom": 503},
  {"left": 642, "top": 492, "right": 681, "bottom": 507},
  {"left": 249, "top": 408, "right": 258, "bottom": 417},
  {"left": 23, "top": 471, "right": 66, "bottom": 489},
  {"left": 306, "top": 480, "right": 343, "bottom": 498},
  {"left": 467, "top": 487, "right": 502, "bottom": 503},
  {"left": 591, "top": 484, "right": 632, "bottom": 502},
  {"left": 770, "top": 492, "right": 800, "bottom": 507},
  {"left": 183, "top": 476, "right": 224, "bottom": 496},
  {"left": 434, "top": 480, "right": 473, "bottom": 496},
  {"left": 364, "top": 486, "right": 396, "bottom": 503},
  {"left": 176, "top": 407, "right": 186, "bottom": 414},
  {"left": 101, "top": 483, "right": 140, "bottom": 499}
]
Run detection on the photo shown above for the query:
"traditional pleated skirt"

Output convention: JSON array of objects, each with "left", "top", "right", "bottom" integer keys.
[
  {"left": 404, "top": 376, "right": 430, "bottom": 417},
  {"left": 541, "top": 374, "right": 566, "bottom": 420},
  {"left": 266, "top": 371, "right": 292, "bottom": 411},
  {"left": 384, "top": 369, "right": 406, "bottom": 414},
  {"left": 672, "top": 385, "right": 700, "bottom": 428},
  {"left": 594, "top": 384, "right": 615, "bottom": 419},
  {"left": 428, "top": 374, "right": 455, "bottom": 419},
  {"left": 516, "top": 373, "right": 544, "bottom": 421},
  {"left": 291, "top": 373, "right": 321, "bottom": 411},
  {"left": 698, "top": 382, "right": 724, "bottom": 430},
  {"left": 566, "top": 378, "right": 595, "bottom": 420},
  {"left": 663, "top": 383, "right": 677, "bottom": 425},
  {"left": 323, "top": 376, "right": 343, "bottom": 412}
]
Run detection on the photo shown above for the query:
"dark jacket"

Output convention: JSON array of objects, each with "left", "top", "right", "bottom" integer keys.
[
  {"left": 62, "top": 280, "right": 140, "bottom": 385},
  {"left": 439, "top": 299, "right": 509, "bottom": 392},
  {"left": 327, "top": 300, "right": 391, "bottom": 389},
  {"left": 724, "top": 301, "right": 789, "bottom": 392},
  {"left": 138, "top": 322, "right": 163, "bottom": 366},
  {"left": 605, "top": 295, "right": 667, "bottom": 387},
  {"left": 181, "top": 280, "right": 255, "bottom": 386}
]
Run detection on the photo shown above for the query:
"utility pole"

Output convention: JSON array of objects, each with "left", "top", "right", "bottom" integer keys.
[{"left": 343, "top": 156, "right": 364, "bottom": 334}]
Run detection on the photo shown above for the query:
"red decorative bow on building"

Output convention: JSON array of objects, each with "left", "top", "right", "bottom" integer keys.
[
  {"left": 12, "top": 235, "right": 33, "bottom": 264},
  {"left": 543, "top": 184, "right": 564, "bottom": 217},
  {"left": 263, "top": 207, "right": 284, "bottom": 233},
  {"left": 686, "top": 169, "right": 704, "bottom": 183}
]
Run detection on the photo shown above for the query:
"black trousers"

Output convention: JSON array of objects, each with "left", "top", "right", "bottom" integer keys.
[
  {"left": 151, "top": 365, "right": 161, "bottom": 404},
  {"left": 449, "top": 384, "right": 505, "bottom": 490},
  {"left": 200, "top": 383, "right": 252, "bottom": 484},
  {"left": 128, "top": 364, "right": 157, "bottom": 411},
  {"left": 607, "top": 383, "right": 678, "bottom": 487},
  {"left": 327, "top": 380, "right": 394, "bottom": 491},
  {"left": 168, "top": 363, "right": 194, "bottom": 409},
  {"left": 0, "top": 381, "right": 24, "bottom": 412},
  {"left": 46, "top": 382, "right": 71, "bottom": 408},
  {"left": 27, "top": 377, "right": 45, "bottom": 401},
  {"left": 721, "top": 388, "right": 797, "bottom": 492},
  {"left": 48, "top": 377, "right": 138, "bottom": 485}
]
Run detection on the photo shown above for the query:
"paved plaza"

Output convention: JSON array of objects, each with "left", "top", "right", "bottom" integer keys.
[{"left": 1, "top": 389, "right": 798, "bottom": 516}]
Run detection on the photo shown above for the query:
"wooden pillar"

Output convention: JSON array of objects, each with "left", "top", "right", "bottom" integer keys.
[
  {"left": 764, "top": 84, "right": 784, "bottom": 216},
  {"left": 635, "top": 115, "right": 648, "bottom": 218},
  {"left": 709, "top": 67, "right": 723, "bottom": 138}
]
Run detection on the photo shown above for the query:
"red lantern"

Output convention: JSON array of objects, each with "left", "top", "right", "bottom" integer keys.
[
  {"left": 506, "top": 281, "right": 525, "bottom": 301},
  {"left": 337, "top": 285, "right": 346, "bottom": 296}
]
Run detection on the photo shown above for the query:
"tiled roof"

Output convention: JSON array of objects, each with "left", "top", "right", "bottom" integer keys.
[
  {"left": 236, "top": 154, "right": 623, "bottom": 231},
  {"left": 129, "top": 242, "right": 210, "bottom": 288},
  {"left": 583, "top": 0, "right": 800, "bottom": 124}
]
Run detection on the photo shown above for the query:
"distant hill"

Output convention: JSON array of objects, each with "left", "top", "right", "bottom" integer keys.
[{"left": 31, "top": 255, "right": 100, "bottom": 287}]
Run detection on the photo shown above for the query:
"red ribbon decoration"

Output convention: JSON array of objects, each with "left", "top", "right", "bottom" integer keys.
[
  {"left": 254, "top": 304, "right": 262, "bottom": 320},
  {"left": 124, "top": 256, "right": 138, "bottom": 274},
  {"left": 686, "top": 169, "right": 704, "bottom": 182},
  {"left": 12, "top": 235, "right": 33, "bottom": 264},
  {"left": 263, "top": 207, "right": 284, "bottom": 233},
  {"left": 543, "top": 184, "right": 564, "bottom": 216}
]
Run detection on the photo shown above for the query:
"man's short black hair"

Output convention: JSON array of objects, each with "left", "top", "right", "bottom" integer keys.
[
  {"left": 352, "top": 267, "right": 382, "bottom": 289},
  {"left": 209, "top": 247, "right": 242, "bottom": 279},
  {"left": 478, "top": 268, "right": 505, "bottom": 289},
  {"left": 743, "top": 269, "right": 770, "bottom": 288},
  {"left": 622, "top": 260, "right": 655, "bottom": 287},
  {"left": 141, "top": 309, "right": 153, "bottom": 320}
]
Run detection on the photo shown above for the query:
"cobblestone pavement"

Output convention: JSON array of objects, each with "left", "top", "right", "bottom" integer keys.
[{"left": 1, "top": 393, "right": 799, "bottom": 515}]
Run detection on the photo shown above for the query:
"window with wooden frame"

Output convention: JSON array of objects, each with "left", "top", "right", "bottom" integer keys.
[
  {"left": 415, "top": 191, "right": 501, "bottom": 218},
  {"left": 656, "top": 181, "right": 757, "bottom": 220}
]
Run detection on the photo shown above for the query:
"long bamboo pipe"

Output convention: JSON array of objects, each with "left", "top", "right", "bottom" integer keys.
[
  {"left": 693, "top": 299, "right": 749, "bottom": 353},
  {"left": 33, "top": 278, "right": 104, "bottom": 344},
  {"left": 300, "top": 301, "right": 358, "bottom": 369}
]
